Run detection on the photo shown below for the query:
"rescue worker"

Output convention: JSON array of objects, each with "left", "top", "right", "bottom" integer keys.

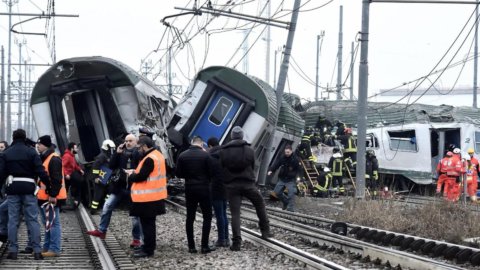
[
  {"left": 87, "top": 134, "right": 143, "bottom": 249},
  {"left": 465, "top": 155, "right": 478, "bottom": 202},
  {"left": 220, "top": 126, "right": 272, "bottom": 251},
  {"left": 36, "top": 135, "right": 67, "bottom": 257},
  {"left": 313, "top": 167, "right": 332, "bottom": 197},
  {"left": 468, "top": 148, "right": 479, "bottom": 176},
  {"left": 328, "top": 150, "right": 345, "bottom": 195},
  {"left": 298, "top": 129, "right": 316, "bottom": 166},
  {"left": 125, "top": 136, "right": 167, "bottom": 258},
  {"left": 0, "top": 129, "right": 49, "bottom": 260},
  {"left": 446, "top": 148, "right": 464, "bottom": 201},
  {"left": 90, "top": 139, "right": 115, "bottom": 215},
  {"left": 62, "top": 142, "right": 84, "bottom": 208},
  {"left": 268, "top": 145, "right": 301, "bottom": 212},
  {"left": 176, "top": 136, "right": 215, "bottom": 254},
  {"left": 315, "top": 116, "right": 333, "bottom": 137},
  {"left": 336, "top": 127, "right": 357, "bottom": 166},
  {"left": 365, "top": 150, "right": 379, "bottom": 198},
  {"left": 207, "top": 137, "right": 229, "bottom": 248},
  {"left": 436, "top": 151, "right": 453, "bottom": 197}
]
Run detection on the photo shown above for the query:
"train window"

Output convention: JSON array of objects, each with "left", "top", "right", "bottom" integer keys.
[
  {"left": 366, "top": 133, "right": 379, "bottom": 148},
  {"left": 388, "top": 130, "right": 418, "bottom": 152},
  {"left": 209, "top": 97, "right": 233, "bottom": 126},
  {"left": 475, "top": 132, "right": 480, "bottom": 153}
]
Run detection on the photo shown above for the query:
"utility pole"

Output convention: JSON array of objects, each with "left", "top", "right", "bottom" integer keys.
[
  {"left": 350, "top": 41, "right": 355, "bottom": 100},
  {"left": 264, "top": 0, "right": 271, "bottom": 85},
  {"left": 16, "top": 39, "right": 25, "bottom": 128},
  {"left": 356, "top": 0, "right": 370, "bottom": 199},
  {"left": 5, "top": 0, "right": 17, "bottom": 142},
  {"left": 336, "top": 5, "right": 344, "bottom": 100},
  {"left": 315, "top": 31, "right": 325, "bottom": 102},
  {"left": 474, "top": 0, "right": 478, "bottom": 108},
  {"left": 27, "top": 64, "right": 32, "bottom": 137},
  {"left": 274, "top": 49, "right": 278, "bottom": 88},
  {"left": 168, "top": 47, "right": 172, "bottom": 97},
  {"left": 242, "top": 29, "right": 249, "bottom": 74},
  {"left": 23, "top": 60, "right": 27, "bottom": 130},
  {"left": 1, "top": 46, "right": 5, "bottom": 140}
]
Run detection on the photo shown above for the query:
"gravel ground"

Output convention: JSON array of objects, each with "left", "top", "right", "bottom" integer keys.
[{"left": 93, "top": 209, "right": 315, "bottom": 270}]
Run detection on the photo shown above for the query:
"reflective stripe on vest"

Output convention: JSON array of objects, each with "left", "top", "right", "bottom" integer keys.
[
  {"left": 332, "top": 158, "right": 343, "bottom": 176},
  {"left": 38, "top": 152, "right": 67, "bottom": 200},
  {"left": 131, "top": 150, "right": 167, "bottom": 202},
  {"left": 344, "top": 137, "right": 357, "bottom": 153}
]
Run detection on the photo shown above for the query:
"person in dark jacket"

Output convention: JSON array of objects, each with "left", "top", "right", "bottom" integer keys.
[
  {"left": 125, "top": 136, "right": 167, "bottom": 258},
  {"left": 37, "top": 135, "right": 67, "bottom": 257},
  {"left": 90, "top": 139, "right": 115, "bottom": 214},
  {"left": 365, "top": 150, "right": 379, "bottom": 198},
  {"left": 0, "top": 129, "right": 50, "bottom": 260},
  {"left": 176, "top": 136, "right": 215, "bottom": 254},
  {"left": 62, "top": 142, "right": 84, "bottom": 208},
  {"left": 87, "top": 134, "right": 143, "bottom": 248},
  {"left": 220, "top": 126, "right": 272, "bottom": 251},
  {"left": 268, "top": 145, "right": 301, "bottom": 212},
  {"left": 207, "top": 136, "right": 229, "bottom": 248}
]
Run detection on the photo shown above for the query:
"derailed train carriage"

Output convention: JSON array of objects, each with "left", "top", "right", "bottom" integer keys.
[
  {"left": 301, "top": 100, "right": 480, "bottom": 191},
  {"left": 166, "top": 66, "right": 304, "bottom": 186},
  {"left": 30, "top": 56, "right": 174, "bottom": 204}
]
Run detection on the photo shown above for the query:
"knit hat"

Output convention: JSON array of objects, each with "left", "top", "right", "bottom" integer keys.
[
  {"left": 37, "top": 135, "right": 52, "bottom": 147},
  {"left": 231, "top": 126, "right": 244, "bottom": 140}
]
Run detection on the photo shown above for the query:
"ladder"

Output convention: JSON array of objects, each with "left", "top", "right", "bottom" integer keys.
[{"left": 300, "top": 159, "right": 319, "bottom": 188}]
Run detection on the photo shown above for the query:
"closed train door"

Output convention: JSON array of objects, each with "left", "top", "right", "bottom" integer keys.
[{"left": 190, "top": 90, "right": 241, "bottom": 142}]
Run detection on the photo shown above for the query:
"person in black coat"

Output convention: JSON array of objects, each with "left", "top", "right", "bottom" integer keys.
[
  {"left": 268, "top": 145, "right": 301, "bottom": 212},
  {"left": 207, "top": 137, "right": 229, "bottom": 248},
  {"left": 176, "top": 136, "right": 215, "bottom": 254},
  {"left": 89, "top": 140, "right": 115, "bottom": 214},
  {"left": 219, "top": 126, "right": 272, "bottom": 251},
  {"left": 0, "top": 129, "right": 50, "bottom": 260}
]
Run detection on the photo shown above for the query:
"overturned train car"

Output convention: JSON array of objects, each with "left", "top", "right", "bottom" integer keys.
[
  {"left": 30, "top": 56, "right": 174, "bottom": 202},
  {"left": 302, "top": 100, "right": 480, "bottom": 189},
  {"left": 167, "top": 66, "right": 304, "bottom": 186}
]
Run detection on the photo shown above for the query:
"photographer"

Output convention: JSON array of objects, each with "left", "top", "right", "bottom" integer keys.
[{"left": 87, "top": 134, "right": 143, "bottom": 248}]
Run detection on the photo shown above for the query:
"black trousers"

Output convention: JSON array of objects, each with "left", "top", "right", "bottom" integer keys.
[
  {"left": 91, "top": 182, "right": 107, "bottom": 210},
  {"left": 226, "top": 181, "right": 269, "bottom": 243},
  {"left": 140, "top": 216, "right": 156, "bottom": 254},
  {"left": 69, "top": 170, "right": 83, "bottom": 202},
  {"left": 185, "top": 186, "right": 212, "bottom": 249}
]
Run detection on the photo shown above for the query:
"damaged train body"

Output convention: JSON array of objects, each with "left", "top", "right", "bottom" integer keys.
[
  {"left": 302, "top": 101, "right": 480, "bottom": 187},
  {"left": 166, "top": 66, "right": 304, "bottom": 186}
]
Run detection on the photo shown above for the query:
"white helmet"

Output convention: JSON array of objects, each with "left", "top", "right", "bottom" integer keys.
[
  {"left": 463, "top": 154, "right": 471, "bottom": 161},
  {"left": 333, "top": 153, "right": 342, "bottom": 158},
  {"left": 453, "top": 148, "right": 461, "bottom": 154},
  {"left": 324, "top": 167, "right": 331, "bottom": 172},
  {"left": 101, "top": 139, "right": 115, "bottom": 151}
]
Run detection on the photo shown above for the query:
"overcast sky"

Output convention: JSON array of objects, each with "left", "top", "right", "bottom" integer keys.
[{"left": 1, "top": 0, "right": 478, "bottom": 105}]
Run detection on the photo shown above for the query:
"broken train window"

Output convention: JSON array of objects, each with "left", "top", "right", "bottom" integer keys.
[{"left": 388, "top": 130, "right": 417, "bottom": 152}]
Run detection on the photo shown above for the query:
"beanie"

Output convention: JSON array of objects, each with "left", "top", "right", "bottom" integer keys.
[
  {"left": 231, "top": 126, "right": 244, "bottom": 140},
  {"left": 37, "top": 135, "right": 52, "bottom": 148}
]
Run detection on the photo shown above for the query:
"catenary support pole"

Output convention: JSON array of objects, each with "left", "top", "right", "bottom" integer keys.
[
  {"left": 265, "top": 0, "right": 271, "bottom": 85},
  {"left": 17, "top": 42, "right": 22, "bottom": 128},
  {"left": 356, "top": 0, "right": 370, "bottom": 199},
  {"left": 474, "top": 0, "right": 478, "bottom": 108},
  {"left": 1, "top": 46, "right": 5, "bottom": 140},
  {"left": 316, "top": 35, "right": 320, "bottom": 102},
  {"left": 6, "top": 0, "right": 14, "bottom": 141},
  {"left": 350, "top": 42, "right": 355, "bottom": 100},
  {"left": 336, "top": 5, "right": 343, "bottom": 100}
]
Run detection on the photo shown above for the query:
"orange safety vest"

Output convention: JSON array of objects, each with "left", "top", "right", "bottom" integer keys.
[
  {"left": 38, "top": 152, "right": 67, "bottom": 200},
  {"left": 131, "top": 150, "right": 167, "bottom": 202}
]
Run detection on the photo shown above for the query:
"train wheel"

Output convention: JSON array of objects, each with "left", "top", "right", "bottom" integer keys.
[
  {"left": 356, "top": 228, "right": 369, "bottom": 239},
  {"left": 470, "top": 252, "right": 480, "bottom": 266},
  {"left": 410, "top": 239, "right": 425, "bottom": 251},
  {"left": 399, "top": 237, "right": 415, "bottom": 251},
  {"left": 391, "top": 235, "right": 405, "bottom": 246},
  {"left": 421, "top": 241, "right": 436, "bottom": 254},
  {"left": 432, "top": 243, "right": 448, "bottom": 257},
  {"left": 456, "top": 249, "right": 472, "bottom": 264},
  {"left": 443, "top": 246, "right": 460, "bottom": 260},
  {"left": 382, "top": 233, "right": 395, "bottom": 246}
]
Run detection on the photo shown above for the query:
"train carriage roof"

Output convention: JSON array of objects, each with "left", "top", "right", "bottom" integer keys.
[
  {"left": 195, "top": 66, "right": 304, "bottom": 135},
  {"left": 31, "top": 56, "right": 169, "bottom": 105},
  {"left": 302, "top": 100, "right": 480, "bottom": 128}
]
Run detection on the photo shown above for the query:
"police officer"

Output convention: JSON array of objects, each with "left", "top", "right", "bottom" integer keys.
[{"left": 0, "top": 129, "right": 50, "bottom": 260}]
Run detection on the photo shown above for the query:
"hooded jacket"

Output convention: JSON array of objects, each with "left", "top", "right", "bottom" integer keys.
[
  {"left": 268, "top": 153, "right": 300, "bottom": 182},
  {"left": 208, "top": 145, "right": 226, "bottom": 200},
  {"left": 219, "top": 140, "right": 255, "bottom": 184}
]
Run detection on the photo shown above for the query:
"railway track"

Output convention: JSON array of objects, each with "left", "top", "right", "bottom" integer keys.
[
  {"left": 0, "top": 204, "right": 136, "bottom": 270},
  {"left": 243, "top": 200, "right": 480, "bottom": 268},
  {"left": 166, "top": 199, "right": 348, "bottom": 270}
]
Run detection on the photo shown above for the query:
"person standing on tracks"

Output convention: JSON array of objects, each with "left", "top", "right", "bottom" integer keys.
[
  {"left": 62, "top": 142, "right": 84, "bottom": 209},
  {"left": 125, "top": 135, "right": 167, "bottom": 258},
  {"left": 365, "top": 150, "right": 379, "bottom": 199},
  {"left": 268, "top": 145, "right": 301, "bottom": 212},
  {"left": 446, "top": 148, "right": 465, "bottom": 201},
  {"left": 176, "top": 136, "right": 215, "bottom": 254},
  {"left": 436, "top": 151, "right": 453, "bottom": 197},
  {"left": 328, "top": 149, "right": 346, "bottom": 196},
  {"left": 220, "top": 126, "right": 272, "bottom": 251},
  {"left": 87, "top": 134, "right": 143, "bottom": 249},
  {"left": 0, "top": 129, "right": 50, "bottom": 260},
  {"left": 468, "top": 148, "right": 479, "bottom": 176},
  {"left": 36, "top": 135, "right": 67, "bottom": 258},
  {"left": 90, "top": 139, "right": 115, "bottom": 215},
  {"left": 207, "top": 136, "right": 230, "bottom": 248}
]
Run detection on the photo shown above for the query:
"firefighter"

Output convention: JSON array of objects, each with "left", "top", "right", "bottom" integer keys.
[
  {"left": 465, "top": 155, "right": 478, "bottom": 202},
  {"left": 315, "top": 116, "right": 333, "bottom": 138},
  {"left": 298, "top": 128, "right": 316, "bottom": 166},
  {"left": 436, "top": 151, "right": 453, "bottom": 197},
  {"left": 90, "top": 140, "right": 115, "bottom": 215},
  {"left": 328, "top": 151, "right": 345, "bottom": 195},
  {"left": 313, "top": 167, "right": 332, "bottom": 198},
  {"left": 365, "top": 150, "right": 379, "bottom": 199},
  {"left": 336, "top": 128, "right": 357, "bottom": 170}
]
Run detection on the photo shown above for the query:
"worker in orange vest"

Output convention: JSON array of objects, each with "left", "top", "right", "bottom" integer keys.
[
  {"left": 468, "top": 148, "right": 479, "bottom": 177},
  {"left": 436, "top": 151, "right": 453, "bottom": 197},
  {"left": 125, "top": 136, "right": 167, "bottom": 258},
  {"left": 446, "top": 148, "right": 465, "bottom": 201},
  {"left": 464, "top": 155, "right": 478, "bottom": 202},
  {"left": 36, "top": 135, "right": 67, "bottom": 257}
]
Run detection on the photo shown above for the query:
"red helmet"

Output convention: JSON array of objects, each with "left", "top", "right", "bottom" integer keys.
[
  {"left": 345, "top": 128, "right": 352, "bottom": 134},
  {"left": 446, "top": 151, "right": 453, "bottom": 157}
]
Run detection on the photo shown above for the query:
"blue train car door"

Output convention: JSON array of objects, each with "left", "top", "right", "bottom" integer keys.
[{"left": 190, "top": 90, "right": 241, "bottom": 142}]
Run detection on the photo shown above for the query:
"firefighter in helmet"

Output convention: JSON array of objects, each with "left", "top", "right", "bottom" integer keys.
[{"left": 365, "top": 149, "right": 379, "bottom": 199}]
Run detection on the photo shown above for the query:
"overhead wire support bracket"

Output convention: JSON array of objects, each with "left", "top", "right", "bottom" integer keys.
[
  {"left": 161, "top": 10, "right": 203, "bottom": 27},
  {"left": 370, "top": 0, "right": 479, "bottom": 4},
  {"left": 11, "top": 16, "right": 48, "bottom": 36}
]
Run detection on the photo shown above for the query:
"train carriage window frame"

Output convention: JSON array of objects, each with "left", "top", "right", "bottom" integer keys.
[
  {"left": 208, "top": 97, "right": 233, "bottom": 126},
  {"left": 387, "top": 130, "right": 418, "bottom": 152},
  {"left": 475, "top": 131, "right": 480, "bottom": 154},
  {"left": 366, "top": 133, "right": 379, "bottom": 149}
]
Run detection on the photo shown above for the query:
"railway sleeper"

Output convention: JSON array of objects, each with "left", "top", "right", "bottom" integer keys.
[
  {"left": 432, "top": 243, "right": 448, "bottom": 257},
  {"left": 455, "top": 248, "right": 473, "bottom": 264},
  {"left": 420, "top": 241, "right": 436, "bottom": 255},
  {"left": 409, "top": 239, "right": 425, "bottom": 251},
  {"left": 373, "top": 231, "right": 387, "bottom": 243},
  {"left": 443, "top": 246, "right": 461, "bottom": 260},
  {"left": 470, "top": 251, "right": 480, "bottom": 265},
  {"left": 399, "top": 237, "right": 415, "bottom": 251},
  {"left": 382, "top": 233, "right": 396, "bottom": 246},
  {"left": 391, "top": 235, "right": 405, "bottom": 246}
]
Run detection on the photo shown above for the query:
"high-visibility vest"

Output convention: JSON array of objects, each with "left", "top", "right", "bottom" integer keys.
[
  {"left": 332, "top": 158, "right": 343, "bottom": 177},
  {"left": 344, "top": 136, "right": 357, "bottom": 153},
  {"left": 38, "top": 153, "right": 67, "bottom": 200},
  {"left": 315, "top": 173, "right": 332, "bottom": 192},
  {"left": 437, "top": 157, "right": 452, "bottom": 173},
  {"left": 131, "top": 150, "right": 167, "bottom": 202}
]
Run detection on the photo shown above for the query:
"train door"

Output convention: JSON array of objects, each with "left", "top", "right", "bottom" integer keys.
[
  {"left": 190, "top": 90, "right": 241, "bottom": 142},
  {"left": 433, "top": 128, "right": 461, "bottom": 172}
]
